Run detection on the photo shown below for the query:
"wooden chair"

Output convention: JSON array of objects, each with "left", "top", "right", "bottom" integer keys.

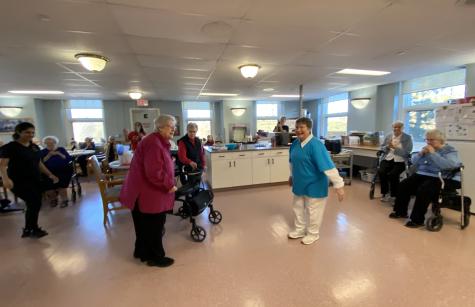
[{"left": 88, "top": 155, "right": 128, "bottom": 225}]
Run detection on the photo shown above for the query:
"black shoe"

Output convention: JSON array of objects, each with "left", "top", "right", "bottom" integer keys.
[
  {"left": 133, "top": 251, "right": 148, "bottom": 262},
  {"left": 389, "top": 212, "right": 408, "bottom": 219},
  {"left": 60, "top": 201, "right": 69, "bottom": 208},
  {"left": 147, "top": 257, "right": 174, "bottom": 267},
  {"left": 21, "top": 228, "right": 31, "bottom": 238},
  {"left": 405, "top": 221, "right": 424, "bottom": 228},
  {"left": 30, "top": 227, "right": 48, "bottom": 238},
  {"left": 50, "top": 199, "right": 58, "bottom": 208}
]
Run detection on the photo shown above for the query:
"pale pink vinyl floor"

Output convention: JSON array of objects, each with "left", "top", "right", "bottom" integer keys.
[{"left": 1, "top": 179, "right": 475, "bottom": 307}]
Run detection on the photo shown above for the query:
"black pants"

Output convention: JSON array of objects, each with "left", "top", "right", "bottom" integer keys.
[
  {"left": 132, "top": 204, "right": 167, "bottom": 261},
  {"left": 13, "top": 185, "right": 43, "bottom": 230},
  {"left": 378, "top": 159, "right": 406, "bottom": 197},
  {"left": 394, "top": 174, "right": 460, "bottom": 224},
  {"left": 77, "top": 155, "right": 90, "bottom": 176}
]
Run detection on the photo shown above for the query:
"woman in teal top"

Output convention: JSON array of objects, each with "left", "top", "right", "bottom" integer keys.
[{"left": 288, "top": 117, "right": 345, "bottom": 245}]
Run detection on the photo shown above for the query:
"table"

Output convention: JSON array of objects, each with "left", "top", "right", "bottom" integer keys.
[{"left": 109, "top": 160, "right": 130, "bottom": 171}]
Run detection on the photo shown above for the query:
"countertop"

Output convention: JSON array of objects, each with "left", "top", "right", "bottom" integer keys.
[
  {"left": 205, "top": 144, "right": 290, "bottom": 153},
  {"left": 342, "top": 144, "right": 380, "bottom": 151}
]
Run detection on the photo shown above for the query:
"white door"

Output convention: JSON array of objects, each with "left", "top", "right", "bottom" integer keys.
[
  {"left": 233, "top": 159, "right": 253, "bottom": 187},
  {"left": 130, "top": 108, "right": 160, "bottom": 134},
  {"left": 252, "top": 157, "right": 271, "bottom": 184},
  {"left": 211, "top": 159, "right": 234, "bottom": 189},
  {"left": 270, "top": 155, "right": 291, "bottom": 183}
]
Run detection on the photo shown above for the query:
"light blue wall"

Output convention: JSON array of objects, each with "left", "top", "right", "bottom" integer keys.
[
  {"left": 348, "top": 86, "right": 378, "bottom": 132},
  {"left": 35, "top": 100, "right": 69, "bottom": 146},
  {"left": 103, "top": 100, "right": 182, "bottom": 141},
  {"left": 375, "top": 83, "right": 399, "bottom": 135},
  {"left": 303, "top": 99, "right": 320, "bottom": 135}
]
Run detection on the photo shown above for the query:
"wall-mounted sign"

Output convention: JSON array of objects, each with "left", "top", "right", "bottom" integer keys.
[{"left": 136, "top": 99, "right": 149, "bottom": 107}]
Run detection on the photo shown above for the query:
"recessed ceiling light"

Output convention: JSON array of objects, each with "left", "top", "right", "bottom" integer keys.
[
  {"left": 336, "top": 69, "right": 390, "bottom": 76},
  {"left": 263, "top": 88, "right": 274, "bottom": 92},
  {"left": 271, "top": 94, "right": 300, "bottom": 98},
  {"left": 8, "top": 90, "right": 64, "bottom": 94},
  {"left": 200, "top": 92, "right": 238, "bottom": 97}
]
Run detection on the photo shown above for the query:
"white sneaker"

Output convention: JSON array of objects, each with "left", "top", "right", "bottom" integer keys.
[
  {"left": 301, "top": 235, "right": 320, "bottom": 245},
  {"left": 288, "top": 230, "right": 305, "bottom": 239},
  {"left": 381, "top": 194, "right": 391, "bottom": 202}
]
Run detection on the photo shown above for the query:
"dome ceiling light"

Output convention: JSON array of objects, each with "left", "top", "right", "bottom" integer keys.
[
  {"left": 129, "top": 92, "right": 143, "bottom": 100},
  {"left": 239, "top": 64, "right": 261, "bottom": 79},
  {"left": 75, "top": 53, "right": 109, "bottom": 72}
]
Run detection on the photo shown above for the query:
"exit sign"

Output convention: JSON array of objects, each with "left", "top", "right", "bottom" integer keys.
[{"left": 136, "top": 99, "right": 149, "bottom": 106}]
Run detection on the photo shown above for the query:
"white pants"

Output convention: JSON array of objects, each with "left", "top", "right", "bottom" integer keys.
[{"left": 293, "top": 195, "right": 327, "bottom": 237}]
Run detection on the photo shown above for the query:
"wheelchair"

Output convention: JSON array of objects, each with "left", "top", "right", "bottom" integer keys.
[{"left": 426, "top": 165, "right": 471, "bottom": 232}]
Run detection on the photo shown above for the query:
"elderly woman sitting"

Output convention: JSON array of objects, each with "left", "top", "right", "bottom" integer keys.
[
  {"left": 389, "top": 129, "right": 461, "bottom": 228},
  {"left": 39, "top": 136, "right": 73, "bottom": 208}
]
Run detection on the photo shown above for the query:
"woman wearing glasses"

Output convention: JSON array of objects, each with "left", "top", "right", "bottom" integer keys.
[{"left": 389, "top": 129, "right": 461, "bottom": 228}]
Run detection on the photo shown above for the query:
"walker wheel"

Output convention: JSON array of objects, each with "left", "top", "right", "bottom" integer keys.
[
  {"left": 178, "top": 206, "right": 188, "bottom": 219},
  {"left": 426, "top": 215, "right": 443, "bottom": 232},
  {"left": 71, "top": 190, "right": 77, "bottom": 202},
  {"left": 208, "top": 210, "right": 222, "bottom": 224},
  {"left": 190, "top": 225, "right": 206, "bottom": 242},
  {"left": 78, "top": 186, "right": 82, "bottom": 196},
  {"left": 369, "top": 184, "right": 375, "bottom": 200}
]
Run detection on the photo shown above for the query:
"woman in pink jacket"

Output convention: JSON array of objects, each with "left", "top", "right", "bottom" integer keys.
[{"left": 120, "top": 114, "right": 177, "bottom": 267}]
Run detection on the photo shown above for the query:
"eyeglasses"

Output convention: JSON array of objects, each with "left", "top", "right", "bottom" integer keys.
[{"left": 425, "top": 138, "right": 439, "bottom": 142}]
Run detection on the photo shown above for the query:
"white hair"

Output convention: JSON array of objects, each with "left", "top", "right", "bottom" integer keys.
[
  {"left": 425, "top": 129, "right": 446, "bottom": 144},
  {"left": 154, "top": 114, "right": 177, "bottom": 130},
  {"left": 42, "top": 135, "right": 59, "bottom": 145},
  {"left": 187, "top": 122, "right": 198, "bottom": 131},
  {"left": 392, "top": 121, "right": 404, "bottom": 128}
]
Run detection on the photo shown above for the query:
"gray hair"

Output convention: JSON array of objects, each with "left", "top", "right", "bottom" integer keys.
[
  {"left": 425, "top": 129, "right": 446, "bottom": 144},
  {"left": 296, "top": 117, "right": 313, "bottom": 129},
  {"left": 42, "top": 135, "right": 59, "bottom": 145},
  {"left": 154, "top": 114, "right": 176, "bottom": 131},
  {"left": 392, "top": 121, "right": 404, "bottom": 128},
  {"left": 187, "top": 122, "right": 198, "bottom": 131}
]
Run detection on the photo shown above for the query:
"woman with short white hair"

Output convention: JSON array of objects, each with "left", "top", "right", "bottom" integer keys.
[
  {"left": 40, "top": 136, "right": 73, "bottom": 208},
  {"left": 120, "top": 114, "right": 177, "bottom": 267},
  {"left": 390, "top": 129, "right": 461, "bottom": 228}
]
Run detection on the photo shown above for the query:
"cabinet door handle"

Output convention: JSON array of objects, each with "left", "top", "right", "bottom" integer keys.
[
  {"left": 267, "top": 158, "right": 270, "bottom": 164},
  {"left": 239, "top": 154, "right": 245, "bottom": 156},
  {"left": 219, "top": 155, "right": 225, "bottom": 158},
  {"left": 228, "top": 161, "right": 231, "bottom": 167},
  {"left": 258, "top": 153, "right": 264, "bottom": 155},
  {"left": 272, "top": 158, "right": 274, "bottom": 164},
  {"left": 233, "top": 161, "right": 236, "bottom": 167}
]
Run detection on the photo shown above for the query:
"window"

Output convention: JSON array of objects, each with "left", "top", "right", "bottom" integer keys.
[
  {"left": 67, "top": 100, "right": 105, "bottom": 143},
  {"left": 183, "top": 101, "right": 212, "bottom": 140},
  {"left": 256, "top": 102, "right": 279, "bottom": 132},
  {"left": 322, "top": 93, "right": 348, "bottom": 137},
  {"left": 401, "top": 69, "right": 466, "bottom": 142},
  {"left": 402, "top": 84, "right": 465, "bottom": 142}
]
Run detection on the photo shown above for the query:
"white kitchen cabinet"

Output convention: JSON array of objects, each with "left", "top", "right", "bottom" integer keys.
[
  {"left": 269, "top": 155, "right": 290, "bottom": 182},
  {"left": 252, "top": 156, "right": 271, "bottom": 184},
  {"left": 209, "top": 152, "right": 252, "bottom": 188}
]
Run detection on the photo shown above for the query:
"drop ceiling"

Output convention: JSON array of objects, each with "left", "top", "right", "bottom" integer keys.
[{"left": 0, "top": 0, "right": 474, "bottom": 101}]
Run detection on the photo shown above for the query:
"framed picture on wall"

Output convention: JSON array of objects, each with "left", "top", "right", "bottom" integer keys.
[{"left": 0, "top": 118, "right": 33, "bottom": 133}]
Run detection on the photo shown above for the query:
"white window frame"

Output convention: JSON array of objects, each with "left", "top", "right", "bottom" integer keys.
[
  {"left": 401, "top": 84, "right": 466, "bottom": 143},
  {"left": 182, "top": 101, "right": 213, "bottom": 140},
  {"left": 320, "top": 93, "right": 348, "bottom": 137},
  {"left": 67, "top": 100, "right": 105, "bottom": 143},
  {"left": 256, "top": 101, "right": 281, "bottom": 132}
]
